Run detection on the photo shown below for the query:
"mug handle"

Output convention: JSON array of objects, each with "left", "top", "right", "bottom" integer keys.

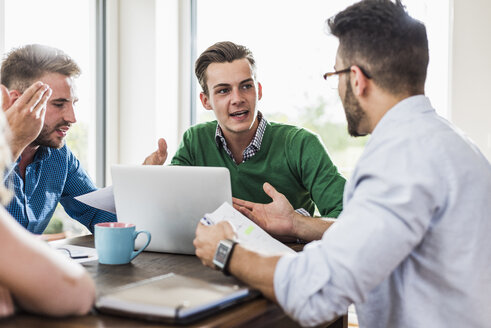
[{"left": 130, "top": 230, "right": 152, "bottom": 261}]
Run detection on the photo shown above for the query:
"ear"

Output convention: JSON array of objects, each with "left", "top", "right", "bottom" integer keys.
[
  {"left": 199, "top": 92, "right": 213, "bottom": 111},
  {"left": 257, "top": 82, "right": 263, "bottom": 101},
  {"left": 1, "top": 86, "right": 20, "bottom": 112},
  {"left": 350, "top": 66, "right": 369, "bottom": 97}
]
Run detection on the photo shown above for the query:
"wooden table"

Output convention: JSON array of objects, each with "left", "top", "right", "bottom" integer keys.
[{"left": 2, "top": 235, "right": 347, "bottom": 328}]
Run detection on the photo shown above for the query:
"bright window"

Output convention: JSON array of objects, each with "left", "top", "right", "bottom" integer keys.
[
  {"left": 195, "top": 0, "right": 449, "bottom": 178},
  {"left": 3, "top": 0, "right": 98, "bottom": 235}
]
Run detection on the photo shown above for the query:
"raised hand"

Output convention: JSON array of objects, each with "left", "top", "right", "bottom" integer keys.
[
  {"left": 1, "top": 82, "right": 52, "bottom": 160},
  {"left": 143, "top": 138, "right": 168, "bottom": 165},
  {"left": 233, "top": 182, "right": 299, "bottom": 239}
]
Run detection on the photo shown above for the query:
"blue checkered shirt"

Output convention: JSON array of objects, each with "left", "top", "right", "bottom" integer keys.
[
  {"left": 215, "top": 112, "right": 310, "bottom": 228},
  {"left": 4, "top": 145, "right": 116, "bottom": 234}
]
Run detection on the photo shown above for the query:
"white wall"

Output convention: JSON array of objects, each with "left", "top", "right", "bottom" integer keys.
[
  {"left": 117, "top": 0, "right": 157, "bottom": 165},
  {"left": 106, "top": 0, "right": 191, "bottom": 181},
  {"left": 450, "top": 0, "right": 491, "bottom": 160}
]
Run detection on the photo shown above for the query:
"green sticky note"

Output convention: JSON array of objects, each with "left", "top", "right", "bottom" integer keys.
[{"left": 244, "top": 226, "right": 254, "bottom": 235}]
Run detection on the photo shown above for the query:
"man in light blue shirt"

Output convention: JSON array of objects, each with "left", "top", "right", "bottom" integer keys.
[{"left": 193, "top": 1, "right": 491, "bottom": 327}]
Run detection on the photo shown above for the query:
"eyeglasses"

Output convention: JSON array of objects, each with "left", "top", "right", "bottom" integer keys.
[
  {"left": 323, "top": 67, "right": 351, "bottom": 80},
  {"left": 323, "top": 65, "right": 372, "bottom": 89}
]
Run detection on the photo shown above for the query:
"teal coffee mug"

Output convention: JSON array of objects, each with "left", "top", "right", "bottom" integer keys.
[{"left": 94, "top": 222, "right": 151, "bottom": 265}]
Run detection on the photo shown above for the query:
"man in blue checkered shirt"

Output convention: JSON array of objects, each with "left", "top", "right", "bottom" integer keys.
[{"left": 0, "top": 44, "right": 119, "bottom": 234}]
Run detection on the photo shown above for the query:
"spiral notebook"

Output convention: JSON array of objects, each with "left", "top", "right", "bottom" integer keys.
[{"left": 95, "top": 273, "right": 258, "bottom": 324}]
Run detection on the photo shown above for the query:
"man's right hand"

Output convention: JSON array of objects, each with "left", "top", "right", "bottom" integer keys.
[
  {"left": 143, "top": 138, "right": 168, "bottom": 165},
  {"left": 1, "top": 82, "right": 52, "bottom": 160},
  {"left": 233, "top": 182, "right": 300, "bottom": 239}
]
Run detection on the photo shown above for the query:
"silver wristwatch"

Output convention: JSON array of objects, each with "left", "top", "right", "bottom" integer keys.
[{"left": 213, "top": 239, "right": 237, "bottom": 276}]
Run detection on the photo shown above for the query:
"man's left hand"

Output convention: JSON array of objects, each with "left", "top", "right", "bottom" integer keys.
[
  {"left": 143, "top": 138, "right": 168, "bottom": 165},
  {"left": 194, "top": 221, "right": 235, "bottom": 269}
]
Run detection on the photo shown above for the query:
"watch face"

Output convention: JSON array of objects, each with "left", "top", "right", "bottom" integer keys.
[{"left": 215, "top": 243, "right": 230, "bottom": 266}]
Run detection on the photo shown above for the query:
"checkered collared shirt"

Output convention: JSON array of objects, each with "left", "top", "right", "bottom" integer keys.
[
  {"left": 215, "top": 111, "right": 267, "bottom": 164},
  {"left": 215, "top": 112, "right": 311, "bottom": 232}
]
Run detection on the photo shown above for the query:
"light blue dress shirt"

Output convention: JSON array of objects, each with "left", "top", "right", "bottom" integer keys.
[{"left": 274, "top": 96, "right": 491, "bottom": 327}]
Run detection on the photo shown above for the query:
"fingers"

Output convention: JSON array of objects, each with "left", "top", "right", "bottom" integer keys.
[
  {"left": 232, "top": 197, "right": 254, "bottom": 211},
  {"left": 1, "top": 85, "right": 10, "bottom": 111},
  {"left": 143, "top": 138, "right": 168, "bottom": 165},
  {"left": 33, "top": 88, "right": 52, "bottom": 119},
  {"left": 158, "top": 138, "right": 167, "bottom": 156},
  {"left": 13, "top": 82, "right": 46, "bottom": 109},
  {"left": 221, "top": 221, "right": 236, "bottom": 238},
  {"left": 23, "top": 84, "right": 50, "bottom": 114},
  {"left": 234, "top": 204, "right": 252, "bottom": 219},
  {"left": 262, "top": 182, "right": 283, "bottom": 201}
]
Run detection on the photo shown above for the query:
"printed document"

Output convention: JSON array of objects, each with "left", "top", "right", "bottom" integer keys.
[
  {"left": 75, "top": 186, "right": 116, "bottom": 214},
  {"left": 204, "top": 202, "right": 295, "bottom": 255}
]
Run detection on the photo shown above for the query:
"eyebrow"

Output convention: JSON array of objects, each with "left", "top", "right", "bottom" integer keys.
[
  {"left": 212, "top": 78, "right": 254, "bottom": 90},
  {"left": 50, "top": 97, "right": 79, "bottom": 103}
]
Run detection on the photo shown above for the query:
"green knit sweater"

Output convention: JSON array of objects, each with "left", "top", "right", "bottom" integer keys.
[{"left": 171, "top": 121, "right": 345, "bottom": 217}]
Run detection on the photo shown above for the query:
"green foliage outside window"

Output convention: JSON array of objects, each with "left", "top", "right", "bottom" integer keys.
[{"left": 268, "top": 98, "right": 369, "bottom": 178}]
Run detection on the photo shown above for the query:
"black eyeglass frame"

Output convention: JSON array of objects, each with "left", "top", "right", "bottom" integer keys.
[{"left": 323, "top": 65, "right": 372, "bottom": 80}]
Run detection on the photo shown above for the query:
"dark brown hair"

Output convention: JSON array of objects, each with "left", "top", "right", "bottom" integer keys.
[{"left": 327, "top": 0, "right": 429, "bottom": 95}]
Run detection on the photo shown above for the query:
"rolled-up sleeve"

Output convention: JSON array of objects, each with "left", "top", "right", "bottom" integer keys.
[{"left": 274, "top": 240, "right": 350, "bottom": 327}]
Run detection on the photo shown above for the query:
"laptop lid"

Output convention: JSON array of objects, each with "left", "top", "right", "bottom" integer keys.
[{"left": 111, "top": 165, "right": 232, "bottom": 254}]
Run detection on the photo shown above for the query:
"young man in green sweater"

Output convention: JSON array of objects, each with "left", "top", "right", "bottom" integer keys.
[{"left": 147, "top": 41, "right": 345, "bottom": 218}]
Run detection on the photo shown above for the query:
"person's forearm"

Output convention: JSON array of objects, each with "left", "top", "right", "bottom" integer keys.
[
  {"left": 0, "top": 209, "right": 96, "bottom": 316},
  {"left": 9, "top": 140, "right": 25, "bottom": 162},
  {"left": 15, "top": 269, "right": 95, "bottom": 316},
  {"left": 228, "top": 246, "right": 281, "bottom": 302},
  {"left": 293, "top": 214, "right": 335, "bottom": 242}
]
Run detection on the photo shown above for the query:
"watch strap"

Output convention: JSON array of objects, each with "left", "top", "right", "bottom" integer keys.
[{"left": 222, "top": 239, "right": 237, "bottom": 276}]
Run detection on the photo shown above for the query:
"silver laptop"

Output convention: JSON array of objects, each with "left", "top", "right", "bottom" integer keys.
[{"left": 111, "top": 165, "right": 232, "bottom": 255}]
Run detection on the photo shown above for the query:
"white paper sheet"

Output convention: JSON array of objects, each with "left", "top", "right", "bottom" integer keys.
[
  {"left": 75, "top": 186, "right": 116, "bottom": 214},
  {"left": 50, "top": 244, "right": 99, "bottom": 264},
  {"left": 204, "top": 202, "right": 295, "bottom": 256}
]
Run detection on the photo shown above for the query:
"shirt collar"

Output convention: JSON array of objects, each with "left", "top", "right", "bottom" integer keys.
[
  {"left": 214, "top": 111, "right": 268, "bottom": 150},
  {"left": 371, "top": 95, "right": 434, "bottom": 138},
  {"left": 15, "top": 146, "right": 52, "bottom": 165}
]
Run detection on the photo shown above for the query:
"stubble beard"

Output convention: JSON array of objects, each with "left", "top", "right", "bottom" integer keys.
[
  {"left": 343, "top": 79, "right": 367, "bottom": 137},
  {"left": 32, "top": 122, "right": 69, "bottom": 149}
]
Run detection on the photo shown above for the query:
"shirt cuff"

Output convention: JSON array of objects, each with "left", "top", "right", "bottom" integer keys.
[
  {"left": 294, "top": 208, "right": 310, "bottom": 243},
  {"left": 294, "top": 208, "right": 311, "bottom": 217}
]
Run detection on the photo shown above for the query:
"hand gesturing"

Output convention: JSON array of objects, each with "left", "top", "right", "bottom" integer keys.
[{"left": 233, "top": 182, "right": 298, "bottom": 239}]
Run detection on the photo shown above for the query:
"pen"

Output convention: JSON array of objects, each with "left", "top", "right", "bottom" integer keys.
[
  {"left": 56, "top": 247, "right": 90, "bottom": 259},
  {"left": 200, "top": 215, "right": 214, "bottom": 226}
]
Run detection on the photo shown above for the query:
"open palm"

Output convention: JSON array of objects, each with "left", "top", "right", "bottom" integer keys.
[{"left": 233, "top": 183, "right": 297, "bottom": 238}]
